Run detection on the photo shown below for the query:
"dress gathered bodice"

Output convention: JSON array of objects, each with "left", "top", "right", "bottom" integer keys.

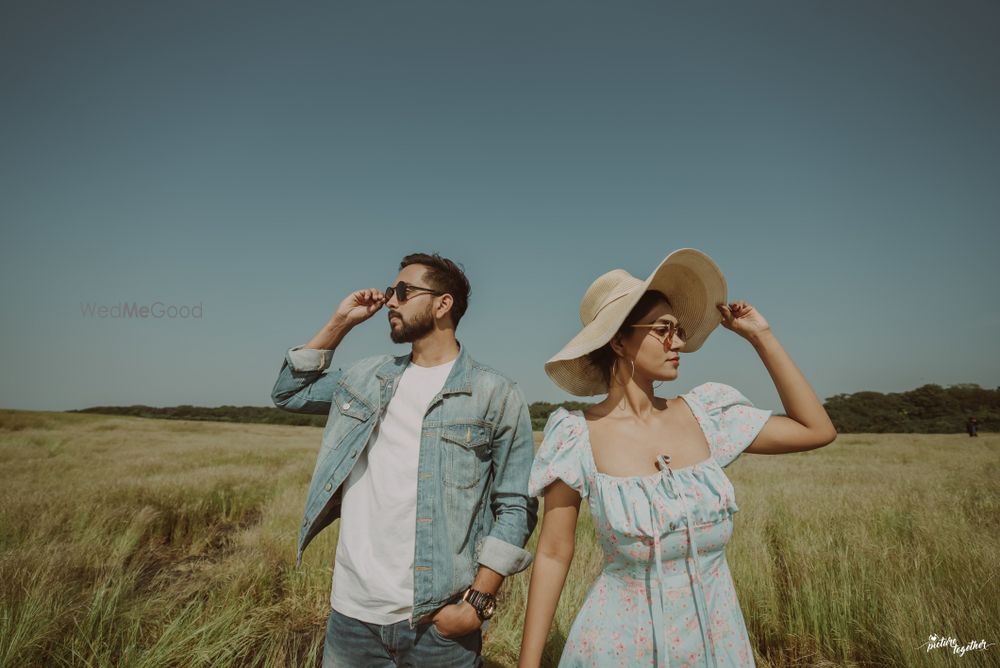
[{"left": 529, "top": 383, "right": 772, "bottom": 667}]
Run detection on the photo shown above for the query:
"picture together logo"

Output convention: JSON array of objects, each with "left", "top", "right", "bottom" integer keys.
[
  {"left": 80, "top": 301, "right": 203, "bottom": 319},
  {"left": 919, "top": 634, "right": 993, "bottom": 658}
]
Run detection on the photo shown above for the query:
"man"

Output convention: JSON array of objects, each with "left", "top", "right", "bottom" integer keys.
[{"left": 271, "top": 252, "right": 538, "bottom": 668}]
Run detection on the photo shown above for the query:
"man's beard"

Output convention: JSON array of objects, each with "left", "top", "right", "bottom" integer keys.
[{"left": 389, "top": 306, "right": 435, "bottom": 343}]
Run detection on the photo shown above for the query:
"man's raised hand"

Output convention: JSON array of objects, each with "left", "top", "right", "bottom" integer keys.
[{"left": 334, "top": 288, "right": 387, "bottom": 328}]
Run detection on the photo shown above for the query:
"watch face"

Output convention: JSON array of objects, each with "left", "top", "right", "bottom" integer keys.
[
  {"left": 481, "top": 598, "right": 496, "bottom": 619},
  {"left": 465, "top": 589, "right": 497, "bottom": 620}
]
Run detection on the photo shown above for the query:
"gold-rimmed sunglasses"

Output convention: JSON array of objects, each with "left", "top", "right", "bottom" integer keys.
[{"left": 629, "top": 320, "right": 686, "bottom": 345}]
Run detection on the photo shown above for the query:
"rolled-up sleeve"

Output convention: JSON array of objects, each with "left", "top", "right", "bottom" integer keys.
[
  {"left": 286, "top": 345, "right": 333, "bottom": 372},
  {"left": 270, "top": 344, "right": 341, "bottom": 415},
  {"left": 477, "top": 384, "right": 539, "bottom": 575}
]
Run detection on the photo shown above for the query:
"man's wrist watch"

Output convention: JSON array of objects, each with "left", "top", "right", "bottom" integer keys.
[{"left": 461, "top": 588, "right": 497, "bottom": 621}]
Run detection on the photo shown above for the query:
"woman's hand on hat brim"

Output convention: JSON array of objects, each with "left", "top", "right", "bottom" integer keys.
[{"left": 717, "top": 301, "right": 771, "bottom": 339}]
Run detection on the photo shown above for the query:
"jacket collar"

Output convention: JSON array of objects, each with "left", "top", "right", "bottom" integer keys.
[{"left": 375, "top": 341, "right": 473, "bottom": 395}]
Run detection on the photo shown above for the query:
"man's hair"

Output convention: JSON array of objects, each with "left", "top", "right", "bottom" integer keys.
[{"left": 399, "top": 253, "right": 471, "bottom": 328}]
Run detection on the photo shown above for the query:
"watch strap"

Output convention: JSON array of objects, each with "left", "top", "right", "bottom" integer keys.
[{"left": 462, "top": 588, "right": 497, "bottom": 620}]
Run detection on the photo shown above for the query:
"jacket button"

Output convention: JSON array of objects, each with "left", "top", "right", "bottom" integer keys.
[
  {"left": 342, "top": 402, "right": 351, "bottom": 411},
  {"left": 324, "top": 482, "right": 332, "bottom": 492}
]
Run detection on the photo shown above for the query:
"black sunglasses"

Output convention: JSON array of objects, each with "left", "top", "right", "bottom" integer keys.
[{"left": 384, "top": 281, "right": 446, "bottom": 303}]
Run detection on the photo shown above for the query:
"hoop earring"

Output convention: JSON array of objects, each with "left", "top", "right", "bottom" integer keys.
[
  {"left": 610, "top": 357, "right": 635, "bottom": 386},
  {"left": 612, "top": 356, "right": 636, "bottom": 411}
]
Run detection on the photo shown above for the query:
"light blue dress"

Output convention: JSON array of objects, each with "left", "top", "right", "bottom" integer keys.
[{"left": 529, "top": 383, "right": 771, "bottom": 668}]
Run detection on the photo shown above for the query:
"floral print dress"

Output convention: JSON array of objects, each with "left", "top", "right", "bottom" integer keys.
[{"left": 529, "top": 383, "right": 771, "bottom": 668}]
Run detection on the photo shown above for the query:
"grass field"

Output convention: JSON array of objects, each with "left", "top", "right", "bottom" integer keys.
[{"left": 1, "top": 409, "right": 997, "bottom": 667}]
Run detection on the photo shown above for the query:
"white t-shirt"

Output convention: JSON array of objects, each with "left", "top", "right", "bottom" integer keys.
[{"left": 330, "top": 357, "right": 456, "bottom": 624}]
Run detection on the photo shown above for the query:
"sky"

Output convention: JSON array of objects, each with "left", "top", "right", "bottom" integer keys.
[{"left": 1, "top": 1, "right": 998, "bottom": 412}]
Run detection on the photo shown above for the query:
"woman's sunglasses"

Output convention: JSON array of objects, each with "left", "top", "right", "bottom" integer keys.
[
  {"left": 384, "top": 281, "right": 446, "bottom": 303},
  {"left": 629, "top": 320, "right": 686, "bottom": 345}
]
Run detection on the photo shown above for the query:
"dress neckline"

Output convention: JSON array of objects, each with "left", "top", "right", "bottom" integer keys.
[{"left": 573, "top": 392, "right": 716, "bottom": 481}]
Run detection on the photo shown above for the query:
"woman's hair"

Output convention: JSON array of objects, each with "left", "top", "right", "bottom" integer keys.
[{"left": 587, "top": 291, "right": 671, "bottom": 386}]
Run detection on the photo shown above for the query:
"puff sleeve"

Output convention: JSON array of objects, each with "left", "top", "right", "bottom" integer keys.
[
  {"left": 690, "top": 382, "right": 772, "bottom": 468},
  {"left": 527, "top": 408, "right": 591, "bottom": 499}
]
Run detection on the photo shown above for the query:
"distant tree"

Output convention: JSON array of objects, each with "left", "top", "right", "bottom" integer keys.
[{"left": 529, "top": 401, "right": 594, "bottom": 430}]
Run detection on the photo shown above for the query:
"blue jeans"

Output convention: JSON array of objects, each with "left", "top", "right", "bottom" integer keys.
[{"left": 322, "top": 607, "right": 483, "bottom": 668}]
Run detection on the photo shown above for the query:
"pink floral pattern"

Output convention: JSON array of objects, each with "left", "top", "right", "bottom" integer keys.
[{"left": 529, "top": 383, "right": 771, "bottom": 667}]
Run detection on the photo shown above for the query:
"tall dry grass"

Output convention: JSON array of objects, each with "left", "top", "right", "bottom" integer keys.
[{"left": 1, "top": 410, "right": 996, "bottom": 667}]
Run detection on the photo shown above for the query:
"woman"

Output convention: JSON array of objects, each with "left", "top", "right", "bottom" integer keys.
[{"left": 518, "top": 249, "right": 837, "bottom": 668}]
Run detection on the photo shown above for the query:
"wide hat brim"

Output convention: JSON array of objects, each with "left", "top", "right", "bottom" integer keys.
[{"left": 544, "top": 248, "right": 727, "bottom": 396}]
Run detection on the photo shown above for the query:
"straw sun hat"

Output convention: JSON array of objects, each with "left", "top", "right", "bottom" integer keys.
[{"left": 544, "top": 248, "right": 727, "bottom": 396}]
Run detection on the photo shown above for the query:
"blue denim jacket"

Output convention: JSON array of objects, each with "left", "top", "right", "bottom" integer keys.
[{"left": 271, "top": 342, "right": 538, "bottom": 623}]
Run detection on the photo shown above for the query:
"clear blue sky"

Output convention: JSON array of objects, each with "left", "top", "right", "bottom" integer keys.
[{"left": 2, "top": 1, "right": 998, "bottom": 412}]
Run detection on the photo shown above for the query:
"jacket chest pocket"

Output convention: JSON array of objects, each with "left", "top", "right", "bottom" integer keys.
[
  {"left": 440, "top": 422, "right": 493, "bottom": 488},
  {"left": 326, "top": 383, "right": 374, "bottom": 449}
]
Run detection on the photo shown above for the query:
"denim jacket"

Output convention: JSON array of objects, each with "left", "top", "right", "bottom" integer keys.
[{"left": 271, "top": 342, "right": 538, "bottom": 623}]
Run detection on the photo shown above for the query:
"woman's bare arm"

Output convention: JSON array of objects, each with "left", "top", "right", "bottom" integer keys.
[
  {"left": 518, "top": 480, "right": 582, "bottom": 668},
  {"left": 718, "top": 301, "right": 837, "bottom": 454}
]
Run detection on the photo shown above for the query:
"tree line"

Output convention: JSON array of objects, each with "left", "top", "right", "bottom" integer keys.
[
  {"left": 69, "top": 383, "right": 997, "bottom": 433},
  {"left": 824, "top": 383, "right": 997, "bottom": 433}
]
